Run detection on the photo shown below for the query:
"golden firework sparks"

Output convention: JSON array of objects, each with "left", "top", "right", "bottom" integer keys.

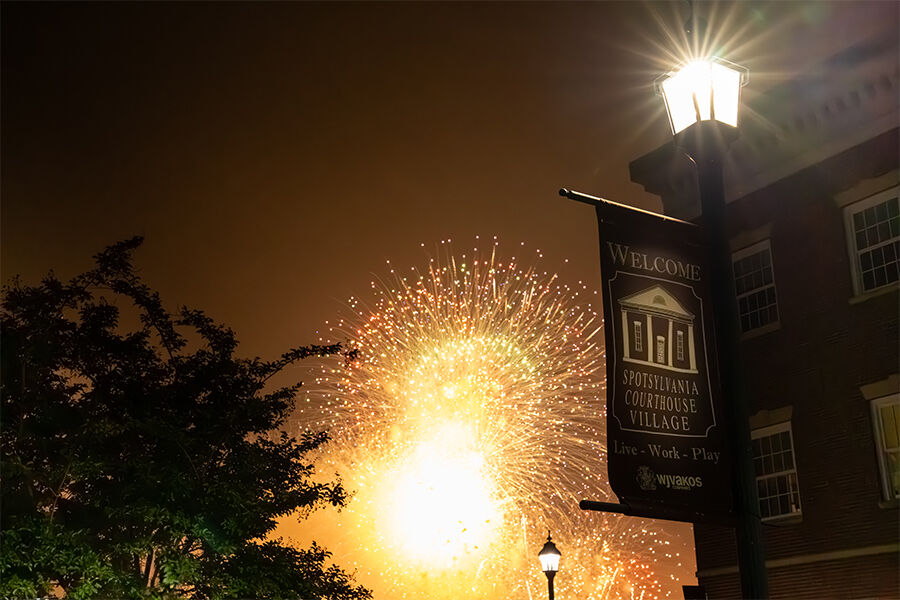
[{"left": 293, "top": 239, "right": 688, "bottom": 599}]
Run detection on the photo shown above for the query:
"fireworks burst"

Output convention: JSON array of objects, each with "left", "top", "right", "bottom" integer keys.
[{"left": 294, "top": 239, "right": 689, "bottom": 599}]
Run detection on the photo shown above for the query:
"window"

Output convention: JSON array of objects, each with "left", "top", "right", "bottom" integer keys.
[
  {"left": 633, "top": 320, "right": 643, "bottom": 352},
  {"left": 845, "top": 187, "right": 899, "bottom": 295},
  {"left": 656, "top": 336, "right": 665, "bottom": 363},
  {"left": 751, "top": 422, "right": 801, "bottom": 520},
  {"left": 676, "top": 330, "right": 684, "bottom": 361},
  {"left": 871, "top": 394, "right": 900, "bottom": 501},
  {"left": 732, "top": 240, "right": 779, "bottom": 334}
]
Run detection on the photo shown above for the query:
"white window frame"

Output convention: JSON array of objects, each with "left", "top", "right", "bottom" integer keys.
[
  {"left": 633, "top": 320, "right": 643, "bottom": 353},
  {"left": 676, "top": 330, "right": 684, "bottom": 361},
  {"left": 751, "top": 421, "right": 802, "bottom": 522},
  {"left": 843, "top": 186, "right": 900, "bottom": 297},
  {"left": 732, "top": 239, "right": 780, "bottom": 335},
  {"left": 870, "top": 393, "right": 900, "bottom": 501}
]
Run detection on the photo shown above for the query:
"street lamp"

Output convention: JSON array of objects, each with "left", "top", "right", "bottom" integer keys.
[
  {"left": 538, "top": 532, "right": 561, "bottom": 600},
  {"left": 656, "top": 56, "right": 769, "bottom": 599}
]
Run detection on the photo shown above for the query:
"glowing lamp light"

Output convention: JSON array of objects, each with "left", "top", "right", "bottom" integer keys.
[{"left": 656, "top": 58, "right": 748, "bottom": 134}]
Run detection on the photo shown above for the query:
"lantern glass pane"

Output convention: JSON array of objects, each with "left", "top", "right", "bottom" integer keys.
[
  {"left": 711, "top": 61, "right": 741, "bottom": 127},
  {"left": 661, "top": 60, "right": 712, "bottom": 134},
  {"left": 539, "top": 551, "right": 560, "bottom": 572}
]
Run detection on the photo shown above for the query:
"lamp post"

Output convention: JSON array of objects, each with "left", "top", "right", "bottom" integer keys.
[
  {"left": 538, "top": 532, "right": 561, "bottom": 600},
  {"left": 656, "top": 58, "right": 769, "bottom": 598}
]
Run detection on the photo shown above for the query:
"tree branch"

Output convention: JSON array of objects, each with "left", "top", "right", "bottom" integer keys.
[
  {"left": 48, "top": 459, "right": 72, "bottom": 520},
  {"left": 144, "top": 547, "right": 155, "bottom": 588}
]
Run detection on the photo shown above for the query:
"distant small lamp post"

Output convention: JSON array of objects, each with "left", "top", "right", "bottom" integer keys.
[
  {"left": 655, "top": 55, "right": 768, "bottom": 599},
  {"left": 538, "top": 532, "right": 561, "bottom": 600}
]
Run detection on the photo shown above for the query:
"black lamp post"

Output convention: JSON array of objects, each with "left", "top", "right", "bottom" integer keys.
[
  {"left": 538, "top": 532, "right": 561, "bottom": 600},
  {"left": 656, "top": 58, "right": 769, "bottom": 598}
]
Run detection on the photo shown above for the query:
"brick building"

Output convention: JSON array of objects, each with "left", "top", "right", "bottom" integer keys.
[{"left": 629, "top": 25, "right": 899, "bottom": 600}]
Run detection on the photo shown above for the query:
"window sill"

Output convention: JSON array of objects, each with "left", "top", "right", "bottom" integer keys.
[
  {"left": 761, "top": 512, "right": 803, "bottom": 526},
  {"left": 849, "top": 283, "right": 898, "bottom": 305},
  {"left": 878, "top": 498, "right": 899, "bottom": 510},
  {"left": 740, "top": 321, "right": 781, "bottom": 341}
]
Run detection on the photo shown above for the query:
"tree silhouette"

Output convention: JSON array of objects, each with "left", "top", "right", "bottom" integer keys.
[{"left": 1, "top": 237, "right": 370, "bottom": 599}]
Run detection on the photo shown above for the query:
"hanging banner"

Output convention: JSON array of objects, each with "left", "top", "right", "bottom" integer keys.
[{"left": 593, "top": 195, "right": 733, "bottom": 521}]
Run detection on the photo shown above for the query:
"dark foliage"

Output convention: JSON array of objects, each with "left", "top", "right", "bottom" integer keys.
[{"left": 0, "top": 237, "right": 371, "bottom": 599}]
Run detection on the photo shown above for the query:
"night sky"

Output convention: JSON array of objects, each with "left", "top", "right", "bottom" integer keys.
[
  {"left": 7, "top": 1, "right": 885, "bottom": 353},
  {"left": 3, "top": 1, "right": 894, "bottom": 596}
]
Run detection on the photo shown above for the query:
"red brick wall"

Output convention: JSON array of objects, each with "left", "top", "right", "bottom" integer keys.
[
  {"left": 701, "top": 552, "right": 899, "bottom": 599},
  {"left": 694, "top": 129, "right": 900, "bottom": 597}
]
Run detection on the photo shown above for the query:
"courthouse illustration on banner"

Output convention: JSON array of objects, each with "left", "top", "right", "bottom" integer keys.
[
  {"left": 608, "top": 272, "right": 716, "bottom": 438},
  {"left": 619, "top": 284, "right": 697, "bottom": 374}
]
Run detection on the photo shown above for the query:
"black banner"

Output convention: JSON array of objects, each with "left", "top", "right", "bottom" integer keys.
[{"left": 596, "top": 198, "right": 733, "bottom": 521}]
